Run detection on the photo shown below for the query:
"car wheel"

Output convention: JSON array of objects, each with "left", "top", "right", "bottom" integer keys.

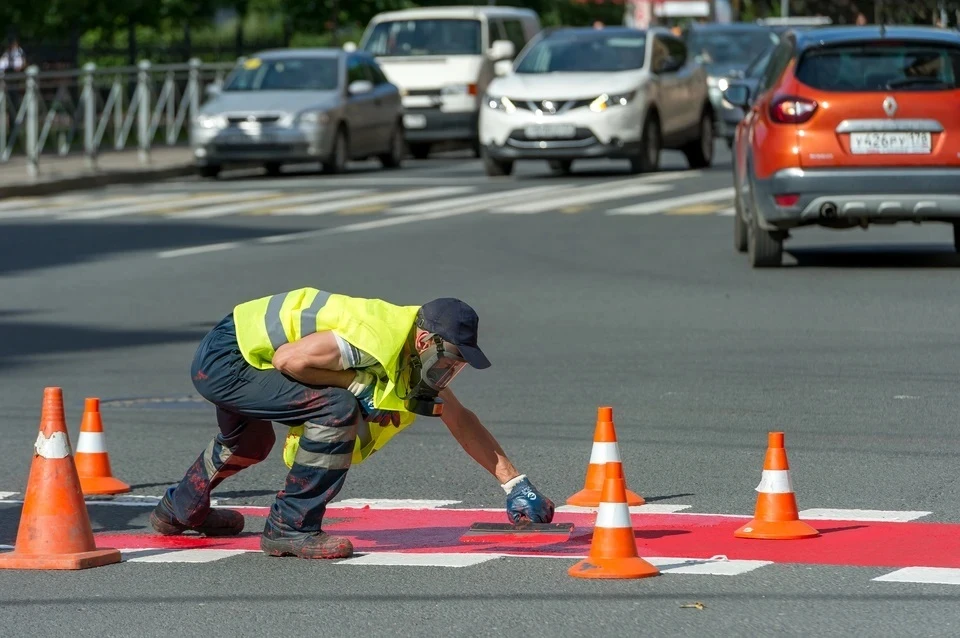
[
  {"left": 198, "top": 165, "right": 221, "bottom": 179},
  {"left": 264, "top": 162, "right": 282, "bottom": 176},
  {"left": 630, "top": 116, "right": 660, "bottom": 174},
  {"left": 953, "top": 223, "right": 960, "bottom": 253},
  {"left": 322, "top": 128, "right": 348, "bottom": 175},
  {"left": 409, "top": 142, "right": 431, "bottom": 160},
  {"left": 549, "top": 160, "right": 573, "bottom": 175},
  {"left": 378, "top": 125, "right": 404, "bottom": 169},
  {"left": 734, "top": 178, "right": 748, "bottom": 253},
  {"left": 683, "top": 111, "right": 714, "bottom": 169},
  {"left": 747, "top": 177, "right": 783, "bottom": 267},
  {"left": 482, "top": 149, "right": 513, "bottom": 177}
]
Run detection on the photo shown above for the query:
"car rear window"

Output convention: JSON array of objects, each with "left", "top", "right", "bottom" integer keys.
[{"left": 796, "top": 42, "right": 960, "bottom": 91}]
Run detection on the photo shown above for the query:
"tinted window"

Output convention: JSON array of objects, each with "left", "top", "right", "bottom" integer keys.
[
  {"left": 501, "top": 20, "right": 528, "bottom": 55},
  {"left": 515, "top": 31, "right": 646, "bottom": 73},
  {"left": 368, "top": 60, "right": 390, "bottom": 85},
  {"left": 688, "top": 29, "right": 779, "bottom": 66},
  {"left": 759, "top": 40, "right": 792, "bottom": 92},
  {"left": 362, "top": 19, "right": 482, "bottom": 56},
  {"left": 746, "top": 47, "right": 774, "bottom": 79},
  {"left": 224, "top": 57, "right": 340, "bottom": 91},
  {"left": 796, "top": 43, "right": 960, "bottom": 91},
  {"left": 347, "top": 57, "right": 371, "bottom": 84},
  {"left": 664, "top": 36, "right": 687, "bottom": 65}
]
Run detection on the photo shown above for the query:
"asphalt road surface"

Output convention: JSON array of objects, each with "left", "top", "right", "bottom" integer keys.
[{"left": 3, "top": 146, "right": 960, "bottom": 637}]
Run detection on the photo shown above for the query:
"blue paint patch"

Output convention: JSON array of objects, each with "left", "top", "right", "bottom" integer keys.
[{"left": 100, "top": 395, "right": 209, "bottom": 410}]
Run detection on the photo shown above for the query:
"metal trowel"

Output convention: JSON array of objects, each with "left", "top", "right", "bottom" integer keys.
[{"left": 459, "top": 521, "right": 575, "bottom": 544}]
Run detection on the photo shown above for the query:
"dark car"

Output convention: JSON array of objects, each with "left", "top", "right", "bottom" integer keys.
[{"left": 682, "top": 22, "right": 780, "bottom": 140}]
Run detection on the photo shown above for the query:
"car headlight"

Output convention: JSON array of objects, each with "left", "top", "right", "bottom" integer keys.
[
  {"left": 298, "top": 111, "right": 330, "bottom": 125},
  {"left": 589, "top": 91, "right": 635, "bottom": 113},
  {"left": 195, "top": 114, "right": 226, "bottom": 129},
  {"left": 707, "top": 77, "right": 729, "bottom": 92},
  {"left": 484, "top": 95, "right": 517, "bottom": 114}
]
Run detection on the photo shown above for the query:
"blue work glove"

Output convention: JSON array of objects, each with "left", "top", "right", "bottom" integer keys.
[
  {"left": 348, "top": 370, "right": 400, "bottom": 427},
  {"left": 503, "top": 475, "right": 555, "bottom": 524}
]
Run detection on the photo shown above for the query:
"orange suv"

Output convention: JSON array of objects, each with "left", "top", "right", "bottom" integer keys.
[{"left": 724, "top": 26, "right": 960, "bottom": 267}]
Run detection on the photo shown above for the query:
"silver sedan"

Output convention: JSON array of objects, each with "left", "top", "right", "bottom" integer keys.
[{"left": 191, "top": 48, "right": 405, "bottom": 178}]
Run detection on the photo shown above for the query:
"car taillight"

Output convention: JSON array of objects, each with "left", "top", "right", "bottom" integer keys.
[
  {"left": 774, "top": 193, "right": 800, "bottom": 207},
  {"left": 769, "top": 97, "right": 818, "bottom": 124}
]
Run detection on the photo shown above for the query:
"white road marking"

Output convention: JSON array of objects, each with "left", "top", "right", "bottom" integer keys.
[
  {"left": 874, "top": 567, "right": 960, "bottom": 585},
  {"left": 555, "top": 504, "right": 691, "bottom": 514},
  {"left": 0, "top": 544, "right": 13, "bottom": 549},
  {"left": 334, "top": 498, "right": 462, "bottom": 509},
  {"left": 894, "top": 395, "right": 920, "bottom": 400},
  {"left": 59, "top": 191, "right": 275, "bottom": 220},
  {"left": 0, "top": 492, "right": 19, "bottom": 500},
  {"left": 798, "top": 508, "right": 931, "bottom": 522},
  {"left": 168, "top": 189, "right": 367, "bottom": 219},
  {"left": 649, "top": 555, "right": 773, "bottom": 576},
  {"left": 607, "top": 187, "right": 737, "bottom": 215},
  {"left": 717, "top": 207, "right": 736, "bottom": 216},
  {"left": 272, "top": 187, "right": 473, "bottom": 215},
  {"left": 338, "top": 552, "right": 502, "bottom": 567},
  {"left": 496, "top": 182, "right": 671, "bottom": 214},
  {"left": 123, "top": 549, "right": 251, "bottom": 563},
  {"left": 157, "top": 242, "right": 239, "bottom": 259},
  {"left": 389, "top": 185, "right": 557, "bottom": 215}
]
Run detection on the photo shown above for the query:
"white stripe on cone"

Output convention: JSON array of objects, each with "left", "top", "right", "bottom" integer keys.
[
  {"left": 34, "top": 431, "right": 71, "bottom": 459},
  {"left": 76, "top": 431, "right": 106, "bottom": 454},
  {"left": 588, "top": 442, "right": 621, "bottom": 464},
  {"left": 755, "top": 469, "right": 793, "bottom": 494},
  {"left": 595, "top": 502, "right": 633, "bottom": 528}
]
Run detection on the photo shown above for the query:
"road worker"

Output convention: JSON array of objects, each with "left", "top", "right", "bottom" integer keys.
[{"left": 150, "top": 289, "right": 555, "bottom": 559}]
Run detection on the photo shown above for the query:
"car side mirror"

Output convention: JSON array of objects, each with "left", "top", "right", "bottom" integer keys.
[
  {"left": 488, "top": 39, "right": 516, "bottom": 61},
  {"left": 722, "top": 83, "right": 751, "bottom": 108},
  {"left": 348, "top": 80, "right": 374, "bottom": 95},
  {"left": 494, "top": 59, "right": 513, "bottom": 77}
]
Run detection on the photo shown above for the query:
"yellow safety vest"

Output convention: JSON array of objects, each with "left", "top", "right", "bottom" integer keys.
[{"left": 232, "top": 287, "right": 421, "bottom": 465}]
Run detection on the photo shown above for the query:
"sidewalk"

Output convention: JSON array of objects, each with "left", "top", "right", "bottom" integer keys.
[{"left": 0, "top": 147, "right": 196, "bottom": 198}]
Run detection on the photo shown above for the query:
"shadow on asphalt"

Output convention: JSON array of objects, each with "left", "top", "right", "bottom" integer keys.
[
  {"left": 787, "top": 244, "right": 960, "bottom": 268},
  {"left": 0, "top": 317, "right": 206, "bottom": 370},
  {"left": 0, "top": 222, "right": 308, "bottom": 276}
]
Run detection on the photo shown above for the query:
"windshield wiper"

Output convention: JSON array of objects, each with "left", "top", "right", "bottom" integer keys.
[{"left": 886, "top": 77, "right": 951, "bottom": 89}]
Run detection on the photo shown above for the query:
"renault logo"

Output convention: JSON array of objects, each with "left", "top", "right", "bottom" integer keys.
[{"left": 882, "top": 96, "right": 898, "bottom": 117}]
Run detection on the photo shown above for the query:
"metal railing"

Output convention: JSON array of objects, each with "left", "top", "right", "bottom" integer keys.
[{"left": 0, "top": 59, "right": 238, "bottom": 176}]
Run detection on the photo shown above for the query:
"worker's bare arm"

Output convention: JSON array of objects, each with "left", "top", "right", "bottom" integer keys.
[
  {"left": 438, "top": 387, "right": 521, "bottom": 484},
  {"left": 273, "top": 331, "right": 354, "bottom": 388}
]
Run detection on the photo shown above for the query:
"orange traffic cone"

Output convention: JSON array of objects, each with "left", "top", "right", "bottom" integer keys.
[
  {"left": 76, "top": 398, "right": 130, "bottom": 496},
  {"left": 0, "top": 388, "right": 122, "bottom": 570},
  {"left": 734, "top": 431, "right": 819, "bottom": 540},
  {"left": 567, "top": 406, "right": 644, "bottom": 507},
  {"left": 568, "top": 463, "right": 660, "bottom": 579}
]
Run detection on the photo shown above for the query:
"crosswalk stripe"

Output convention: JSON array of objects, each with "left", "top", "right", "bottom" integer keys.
[
  {"left": 607, "top": 187, "right": 736, "bottom": 215},
  {"left": 273, "top": 187, "right": 474, "bottom": 215},
  {"left": 58, "top": 191, "right": 275, "bottom": 220},
  {"left": 389, "top": 185, "right": 558, "bottom": 215},
  {"left": 168, "top": 189, "right": 367, "bottom": 219},
  {"left": 495, "top": 182, "right": 672, "bottom": 214},
  {"left": 666, "top": 201, "right": 733, "bottom": 215}
]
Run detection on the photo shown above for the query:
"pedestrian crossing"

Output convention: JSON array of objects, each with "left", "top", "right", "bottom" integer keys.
[{"left": 0, "top": 171, "right": 737, "bottom": 223}]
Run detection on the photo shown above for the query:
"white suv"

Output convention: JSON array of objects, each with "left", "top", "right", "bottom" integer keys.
[{"left": 479, "top": 26, "right": 714, "bottom": 176}]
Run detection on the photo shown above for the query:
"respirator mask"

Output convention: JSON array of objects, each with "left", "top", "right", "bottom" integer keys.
[{"left": 398, "top": 333, "right": 468, "bottom": 417}]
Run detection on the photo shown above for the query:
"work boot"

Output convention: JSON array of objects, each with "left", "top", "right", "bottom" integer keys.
[
  {"left": 260, "top": 517, "right": 354, "bottom": 559},
  {"left": 149, "top": 489, "right": 245, "bottom": 537}
]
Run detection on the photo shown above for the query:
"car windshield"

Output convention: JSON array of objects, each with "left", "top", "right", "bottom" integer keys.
[
  {"left": 690, "top": 29, "right": 779, "bottom": 66},
  {"left": 514, "top": 32, "right": 646, "bottom": 73},
  {"left": 796, "top": 43, "right": 960, "bottom": 91},
  {"left": 223, "top": 57, "right": 339, "bottom": 91},
  {"left": 362, "top": 19, "right": 482, "bottom": 56}
]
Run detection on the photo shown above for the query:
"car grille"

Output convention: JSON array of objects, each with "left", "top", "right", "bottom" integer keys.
[
  {"left": 226, "top": 115, "right": 283, "bottom": 125},
  {"left": 508, "top": 127, "right": 595, "bottom": 143},
  {"left": 508, "top": 99, "right": 594, "bottom": 114}
]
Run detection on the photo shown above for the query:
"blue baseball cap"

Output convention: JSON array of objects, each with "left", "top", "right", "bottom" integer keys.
[{"left": 418, "top": 298, "right": 491, "bottom": 369}]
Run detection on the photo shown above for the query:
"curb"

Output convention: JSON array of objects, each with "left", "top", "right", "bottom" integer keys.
[{"left": 0, "top": 164, "right": 196, "bottom": 199}]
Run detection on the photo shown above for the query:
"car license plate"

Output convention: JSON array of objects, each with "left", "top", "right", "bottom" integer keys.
[
  {"left": 404, "top": 114, "right": 427, "bottom": 129},
  {"left": 850, "top": 131, "right": 931, "bottom": 154},
  {"left": 524, "top": 124, "right": 577, "bottom": 140}
]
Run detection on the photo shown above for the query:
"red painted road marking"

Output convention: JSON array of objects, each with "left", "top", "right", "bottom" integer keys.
[{"left": 92, "top": 506, "right": 960, "bottom": 569}]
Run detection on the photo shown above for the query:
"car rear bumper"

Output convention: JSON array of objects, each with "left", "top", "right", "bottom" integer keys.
[
  {"left": 754, "top": 167, "right": 960, "bottom": 228},
  {"left": 402, "top": 109, "right": 478, "bottom": 143}
]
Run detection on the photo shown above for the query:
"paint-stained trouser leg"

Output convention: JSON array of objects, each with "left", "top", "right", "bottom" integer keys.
[{"left": 167, "top": 407, "right": 277, "bottom": 526}]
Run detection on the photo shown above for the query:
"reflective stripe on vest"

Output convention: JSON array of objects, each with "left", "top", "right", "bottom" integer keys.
[{"left": 264, "top": 289, "right": 332, "bottom": 350}]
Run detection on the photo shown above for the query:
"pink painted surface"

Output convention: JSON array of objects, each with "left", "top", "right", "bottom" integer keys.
[{"left": 92, "top": 506, "right": 960, "bottom": 569}]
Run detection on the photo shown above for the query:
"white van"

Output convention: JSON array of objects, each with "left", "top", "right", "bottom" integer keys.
[{"left": 355, "top": 6, "right": 541, "bottom": 159}]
